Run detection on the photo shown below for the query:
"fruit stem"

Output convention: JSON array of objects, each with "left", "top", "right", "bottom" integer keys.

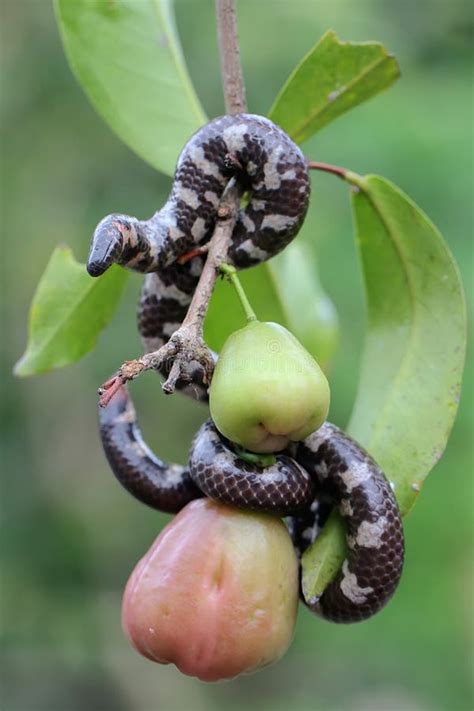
[{"left": 220, "top": 263, "right": 258, "bottom": 323}]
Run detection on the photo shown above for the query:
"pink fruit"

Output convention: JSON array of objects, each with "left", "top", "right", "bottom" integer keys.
[{"left": 122, "top": 499, "right": 299, "bottom": 681}]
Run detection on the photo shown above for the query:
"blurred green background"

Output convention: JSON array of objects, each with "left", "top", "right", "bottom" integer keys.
[{"left": 1, "top": 1, "right": 473, "bottom": 709}]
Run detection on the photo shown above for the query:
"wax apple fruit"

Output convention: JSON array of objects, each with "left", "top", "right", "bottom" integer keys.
[
  {"left": 122, "top": 499, "right": 299, "bottom": 682},
  {"left": 209, "top": 320, "right": 330, "bottom": 453}
]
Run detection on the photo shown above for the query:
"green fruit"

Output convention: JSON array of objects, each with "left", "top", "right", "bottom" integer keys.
[{"left": 209, "top": 320, "right": 330, "bottom": 453}]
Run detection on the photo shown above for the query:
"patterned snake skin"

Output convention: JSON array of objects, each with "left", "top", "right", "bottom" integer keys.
[
  {"left": 99, "top": 385, "right": 203, "bottom": 513},
  {"left": 99, "top": 386, "right": 404, "bottom": 623},
  {"left": 189, "top": 419, "right": 315, "bottom": 516},
  {"left": 289, "top": 425, "right": 404, "bottom": 622},
  {"left": 89, "top": 114, "right": 404, "bottom": 623}
]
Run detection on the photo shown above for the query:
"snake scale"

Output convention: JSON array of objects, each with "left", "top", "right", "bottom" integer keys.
[{"left": 88, "top": 114, "right": 404, "bottom": 623}]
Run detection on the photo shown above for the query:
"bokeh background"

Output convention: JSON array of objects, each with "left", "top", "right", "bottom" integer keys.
[{"left": 1, "top": 1, "right": 473, "bottom": 709}]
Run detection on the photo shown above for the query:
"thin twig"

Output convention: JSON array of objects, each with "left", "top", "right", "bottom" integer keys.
[
  {"left": 180, "top": 185, "right": 241, "bottom": 331},
  {"left": 215, "top": 0, "right": 247, "bottom": 114},
  {"left": 306, "top": 160, "right": 347, "bottom": 180},
  {"left": 99, "top": 0, "right": 248, "bottom": 406}
]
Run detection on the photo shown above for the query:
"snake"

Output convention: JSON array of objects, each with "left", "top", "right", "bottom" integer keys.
[
  {"left": 88, "top": 113, "right": 310, "bottom": 397},
  {"left": 88, "top": 113, "right": 404, "bottom": 623}
]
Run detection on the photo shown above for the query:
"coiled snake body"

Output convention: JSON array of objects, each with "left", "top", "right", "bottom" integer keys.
[{"left": 89, "top": 114, "right": 404, "bottom": 623}]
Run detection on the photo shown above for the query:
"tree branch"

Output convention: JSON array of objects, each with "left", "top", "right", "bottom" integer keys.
[
  {"left": 306, "top": 160, "right": 347, "bottom": 180},
  {"left": 98, "top": 1, "right": 247, "bottom": 406},
  {"left": 215, "top": 0, "right": 247, "bottom": 114}
]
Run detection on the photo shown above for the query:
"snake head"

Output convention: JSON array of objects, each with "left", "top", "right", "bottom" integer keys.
[{"left": 87, "top": 215, "right": 134, "bottom": 277}]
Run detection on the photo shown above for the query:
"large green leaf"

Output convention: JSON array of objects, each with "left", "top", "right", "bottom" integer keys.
[
  {"left": 264, "top": 243, "right": 339, "bottom": 370},
  {"left": 54, "top": 0, "right": 206, "bottom": 176},
  {"left": 302, "top": 174, "right": 466, "bottom": 604},
  {"left": 14, "top": 246, "right": 128, "bottom": 376},
  {"left": 348, "top": 174, "right": 466, "bottom": 511},
  {"left": 269, "top": 30, "right": 400, "bottom": 144}
]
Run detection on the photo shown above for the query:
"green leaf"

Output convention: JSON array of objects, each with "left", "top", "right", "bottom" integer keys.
[
  {"left": 269, "top": 30, "right": 400, "bottom": 144},
  {"left": 302, "top": 174, "right": 466, "bottom": 604},
  {"left": 347, "top": 174, "right": 466, "bottom": 513},
  {"left": 301, "top": 511, "right": 346, "bottom": 605},
  {"left": 54, "top": 0, "right": 206, "bottom": 176},
  {"left": 14, "top": 246, "right": 128, "bottom": 377},
  {"left": 204, "top": 242, "right": 339, "bottom": 369},
  {"left": 267, "top": 243, "right": 339, "bottom": 370}
]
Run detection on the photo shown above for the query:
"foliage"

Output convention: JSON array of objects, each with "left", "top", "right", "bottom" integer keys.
[
  {"left": 269, "top": 29, "right": 400, "bottom": 142},
  {"left": 54, "top": 0, "right": 206, "bottom": 175},
  {"left": 14, "top": 246, "right": 127, "bottom": 376},
  {"left": 302, "top": 174, "right": 466, "bottom": 601},
  {"left": 14, "top": 0, "right": 466, "bottom": 610},
  {"left": 347, "top": 173, "right": 465, "bottom": 515},
  {"left": 17, "top": 4, "right": 404, "bottom": 374}
]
